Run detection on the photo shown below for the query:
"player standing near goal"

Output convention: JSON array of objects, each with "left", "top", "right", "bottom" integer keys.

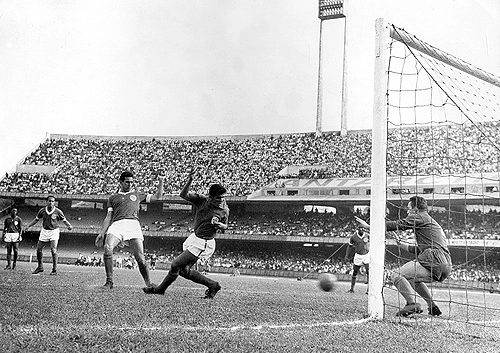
[
  {"left": 2, "top": 207, "right": 23, "bottom": 270},
  {"left": 345, "top": 227, "right": 370, "bottom": 294},
  {"left": 143, "top": 167, "right": 228, "bottom": 299},
  {"left": 357, "top": 196, "right": 451, "bottom": 317},
  {"left": 95, "top": 171, "right": 163, "bottom": 289},
  {"left": 26, "top": 195, "right": 73, "bottom": 275}
]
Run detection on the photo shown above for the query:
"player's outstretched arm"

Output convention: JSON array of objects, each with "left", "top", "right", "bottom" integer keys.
[
  {"left": 180, "top": 167, "right": 196, "bottom": 201},
  {"left": 354, "top": 216, "right": 369, "bottom": 229}
]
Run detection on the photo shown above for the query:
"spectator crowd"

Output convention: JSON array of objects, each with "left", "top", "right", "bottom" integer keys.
[{"left": 1, "top": 120, "right": 498, "bottom": 196}]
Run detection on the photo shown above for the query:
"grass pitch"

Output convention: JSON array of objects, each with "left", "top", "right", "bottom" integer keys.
[{"left": 1, "top": 262, "right": 499, "bottom": 353}]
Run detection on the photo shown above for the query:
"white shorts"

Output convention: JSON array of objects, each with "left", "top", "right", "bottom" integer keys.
[
  {"left": 354, "top": 253, "right": 370, "bottom": 267},
  {"left": 4, "top": 233, "right": 21, "bottom": 243},
  {"left": 107, "top": 219, "right": 143, "bottom": 247},
  {"left": 39, "top": 228, "right": 60, "bottom": 242},
  {"left": 183, "top": 233, "right": 215, "bottom": 261}
]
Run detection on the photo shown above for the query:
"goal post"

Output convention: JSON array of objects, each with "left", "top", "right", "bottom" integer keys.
[
  {"left": 369, "top": 17, "right": 500, "bottom": 333},
  {"left": 367, "top": 18, "right": 389, "bottom": 320}
]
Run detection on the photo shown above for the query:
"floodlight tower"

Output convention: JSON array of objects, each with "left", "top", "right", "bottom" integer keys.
[{"left": 316, "top": 0, "right": 348, "bottom": 137}]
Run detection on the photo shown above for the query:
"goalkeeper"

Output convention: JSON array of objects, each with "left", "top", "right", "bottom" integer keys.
[{"left": 357, "top": 196, "right": 451, "bottom": 317}]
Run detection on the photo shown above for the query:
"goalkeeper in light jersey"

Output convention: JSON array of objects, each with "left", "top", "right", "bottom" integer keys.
[{"left": 357, "top": 195, "right": 451, "bottom": 317}]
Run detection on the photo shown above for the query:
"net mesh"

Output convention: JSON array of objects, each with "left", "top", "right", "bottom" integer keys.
[{"left": 384, "top": 24, "right": 500, "bottom": 333}]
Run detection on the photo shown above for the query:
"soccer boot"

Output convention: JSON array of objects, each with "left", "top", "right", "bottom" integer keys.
[
  {"left": 103, "top": 279, "right": 114, "bottom": 289},
  {"left": 346, "top": 289, "right": 354, "bottom": 293},
  {"left": 396, "top": 303, "right": 423, "bottom": 317},
  {"left": 32, "top": 267, "right": 44, "bottom": 274},
  {"left": 204, "top": 282, "right": 221, "bottom": 299},
  {"left": 142, "top": 284, "right": 165, "bottom": 295},
  {"left": 428, "top": 305, "right": 442, "bottom": 316},
  {"left": 4, "top": 265, "right": 11, "bottom": 270},
  {"left": 50, "top": 270, "right": 57, "bottom": 275}
]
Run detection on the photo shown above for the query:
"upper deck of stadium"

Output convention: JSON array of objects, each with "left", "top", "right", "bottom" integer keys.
[{"left": 0, "top": 121, "right": 499, "bottom": 202}]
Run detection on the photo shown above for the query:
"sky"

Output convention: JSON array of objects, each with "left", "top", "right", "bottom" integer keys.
[{"left": 0, "top": 0, "right": 499, "bottom": 176}]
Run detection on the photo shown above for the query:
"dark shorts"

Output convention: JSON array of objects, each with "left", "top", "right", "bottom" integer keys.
[{"left": 418, "top": 248, "right": 452, "bottom": 282}]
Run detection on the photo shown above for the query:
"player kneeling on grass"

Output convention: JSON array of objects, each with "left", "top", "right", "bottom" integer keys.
[
  {"left": 144, "top": 167, "right": 228, "bottom": 299},
  {"left": 356, "top": 196, "right": 451, "bottom": 317}
]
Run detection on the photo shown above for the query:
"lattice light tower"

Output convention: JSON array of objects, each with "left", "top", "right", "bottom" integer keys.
[{"left": 316, "top": 0, "right": 348, "bottom": 137}]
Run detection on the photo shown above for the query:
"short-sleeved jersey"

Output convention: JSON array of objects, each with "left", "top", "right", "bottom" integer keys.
[
  {"left": 183, "top": 193, "right": 229, "bottom": 240},
  {"left": 107, "top": 190, "right": 151, "bottom": 223},
  {"left": 4, "top": 216, "right": 23, "bottom": 233},
  {"left": 36, "top": 207, "right": 67, "bottom": 230},
  {"left": 349, "top": 232, "right": 370, "bottom": 255}
]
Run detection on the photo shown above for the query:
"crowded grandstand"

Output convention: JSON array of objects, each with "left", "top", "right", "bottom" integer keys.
[{"left": 1, "top": 128, "right": 499, "bottom": 290}]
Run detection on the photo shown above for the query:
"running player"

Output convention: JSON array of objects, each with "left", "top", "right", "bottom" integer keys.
[
  {"left": 95, "top": 171, "right": 163, "bottom": 289},
  {"left": 143, "top": 167, "right": 228, "bottom": 299}
]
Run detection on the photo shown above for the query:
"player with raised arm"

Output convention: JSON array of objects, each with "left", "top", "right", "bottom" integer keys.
[
  {"left": 95, "top": 171, "right": 163, "bottom": 289},
  {"left": 143, "top": 167, "right": 228, "bottom": 299},
  {"left": 356, "top": 196, "right": 452, "bottom": 317}
]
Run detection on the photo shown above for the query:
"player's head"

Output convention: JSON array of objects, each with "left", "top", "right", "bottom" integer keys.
[
  {"left": 10, "top": 207, "right": 17, "bottom": 216},
  {"left": 208, "top": 183, "right": 226, "bottom": 208},
  {"left": 408, "top": 196, "right": 428, "bottom": 212},
  {"left": 46, "top": 195, "right": 56, "bottom": 208},
  {"left": 357, "top": 228, "right": 364, "bottom": 236},
  {"left": 119, "top": 171, "right": 134, "bottom": 192}
]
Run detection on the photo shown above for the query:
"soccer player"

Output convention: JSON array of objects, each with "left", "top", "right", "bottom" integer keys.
[
  {"left": 95, "top": 171, "right": 163, "bottom": 289},
  {"left": 345, "top": 227, "right": 370, "bottom": 294},
  {"left": 357, "top": 196, "right": 452, "bottom": 317},
  {"left": 25, "top": 195, "right": 73, "bottom": 275},
  {"left": 143, "top": 167, "right": 228, "bottom": 299},
  {"left": 2, "top": 207, "right": 23, "bottom": 270}
]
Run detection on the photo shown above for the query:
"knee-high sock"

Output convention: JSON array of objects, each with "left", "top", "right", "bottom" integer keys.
[
  {"left": 36, "top": 249, "right": 43, "bottom": 268},
  {"left": 136, "top": 258, "right": 151, "bottom": 287},
  {"left": 6, "top": 245, "right": 12, "bottom": 267},
  {"left": 156, "top": 271, "right": 178, "bottom": 293},
  {"left": 414, "top": 282, "right": 435, "bottom": 308},
  {"left": 12, "top": 248, "right": 18, "bottom": 266},
  {"left": 393, "top": 274, "right": 417, "bottom": 305},
  {"left": 182, "top": 269, "right": 217, "bottom": 288},
  {"left": 51, "top": 250, "right": 58, "bottom": 271},
  {"left": 103, "top": 253, "right": 113, "bottom": 281},
  {"left": 350, "top": 276, "right": 357, "bottom": 290}
]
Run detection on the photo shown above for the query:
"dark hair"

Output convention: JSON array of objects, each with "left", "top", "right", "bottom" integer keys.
[
  {"left": 410, "top": 196, "right": 427, "bottom": 211},
  {"left": 119, "top": 171, "right": 134, "bottom": 181},
  {"left": 47, "top": 195, "right": 56, "bottom": 201},
  {"left": 209, "top": 183, "right": 226, "bottom": 197}
]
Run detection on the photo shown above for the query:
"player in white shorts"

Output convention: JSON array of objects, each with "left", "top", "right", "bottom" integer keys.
[
  {"left": 95, "top": 170, "right": 163, "bottom": 289},
  {"left": 345, "top": 227, "right": 370, "bottom": 293},
  {"left": 143, "top": 167, "right": 229, "bottom": 299},
  {"left": 3, "top": 207, "right": 23, "bottom": 270},
  {"left": 25, "top": 196, "right": 73, "bottom": 275}
]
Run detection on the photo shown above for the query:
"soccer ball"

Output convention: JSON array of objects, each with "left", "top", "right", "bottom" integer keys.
[{"left": 318, "top": 273, "right": 337, "bottom": 292}]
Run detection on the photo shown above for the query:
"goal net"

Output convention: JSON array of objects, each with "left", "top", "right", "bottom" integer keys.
[{"left": 370, "top": 19, "right": 500, "bottom": 336}]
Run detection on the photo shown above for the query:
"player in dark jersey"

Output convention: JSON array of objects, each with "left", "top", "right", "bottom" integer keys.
[
  {"left": 143, "top": 167, "right": 229, "bottom": 299},
  {"left": 95, "top": 171, "right": 163, "bottom": 289},
  {"left": 345, "top": 228, "right": 370, "bottom": 293},
  {"left": 3, "top": 207, "right": 23, "bottom": 270},
  {"left": 357, "top": 196, "right": 452, "bottom": 317},
  {"left": 25, "top": 195, "right": 73, "bottom": 275}
]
